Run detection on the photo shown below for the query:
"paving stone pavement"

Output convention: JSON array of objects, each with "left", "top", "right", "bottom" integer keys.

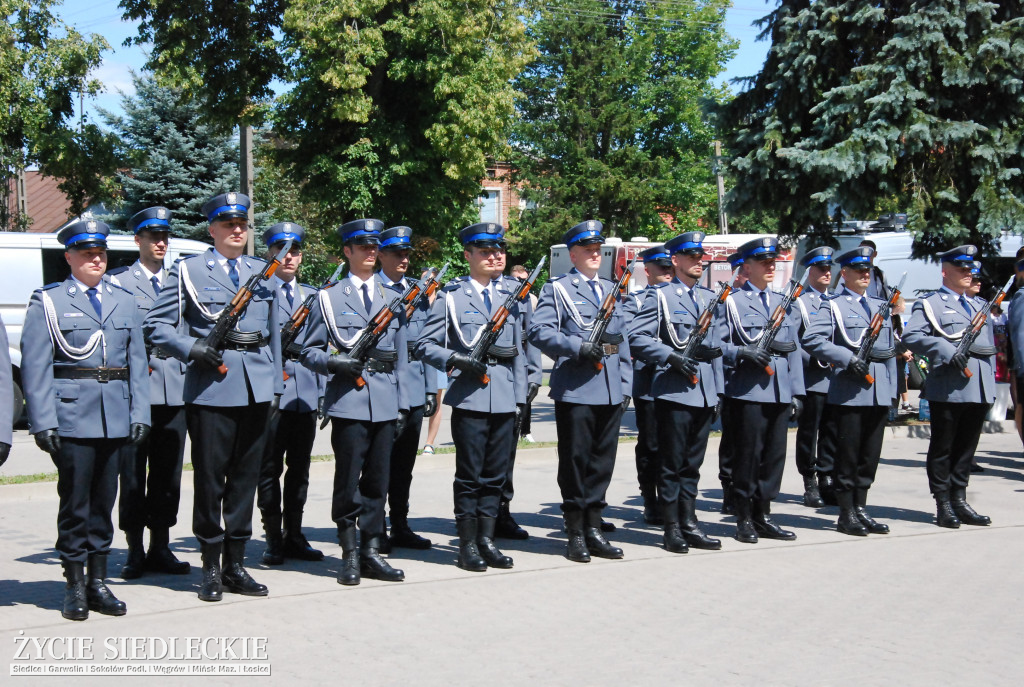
[{"left": 2, "top": 399, "right": 1023, "bottom": 684}]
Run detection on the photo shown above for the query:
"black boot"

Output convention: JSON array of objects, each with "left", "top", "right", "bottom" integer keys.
[
  {"left": 282, "top": 510, "right": 325, "bottom": 560},
  {"left": 121, "top": 528, "right": 146, "bottom": 579},
  {"left": 802, "top": 474, "right": 824, "bottom": 508},
  {"left": 261, "top": 514, "right": 284, "bottom": 565},
  {"left": 721, "top": 480, "right": 735, "bottom": 515},
  {"left": 337, "top": 526, "right": 360, "bottom": 585},
  {"left": 456, "top": 518, "right": 487, "bottom": 572},
  {"left": 389, "top": 514, "right": 433, "bottom": 549},
  {"left": 221, "top": 540, "right": 268, "bottom": 596},
  {"left": 662, "top": 504, "right": 688, "bottom": 554},
  {"left": 734, "top": 498, "right": 758, "bottom": 544},
  {"left": 495, "top": 500, "right": 530, "bottom": 540},
  {"left": 564, "top": 511, "right": 590, "bottom": 563},
  {"left": 86, "top": 553, "right": 126, "bottom": 616},
  {"left": 854, "top": 489, "right": 889, "bottom": 534},
  {"left": 752, "top": 499, "right": 797, "bottom": 541},
  {"left": 61, "top": 561, "right": 88, "bottom": 621},
  {"left": 836, "top": 491, "right": 868, "bottom": 536},
  {"left": 145, "top": 527, "right": 190, "bottom": 574},
  {"left": 679, "top": 497, "right": 721, "bottom": 550},
  {"left": 584, "top": 508, "right": 623, "bottom": 559},
  {"left": 641, "top": 486, "right": 662, "bottom": 525},
  {"left": 360, "top": 535, "right": 405, "bottom": 581},
  {"left": 198, "top": 542, "right": 223, "bottom": 602},
  {"left": 951, "top": 487, "right": 991, "bottom": 526},
  {"left": 934, "top": 492, "right": 961, "bottom": 529},
  {"left": 477, "top": 517, "right": 514, "bottom": 568},
  {"left": 818, "top": 473, "right": 837, "bottom": 506}
]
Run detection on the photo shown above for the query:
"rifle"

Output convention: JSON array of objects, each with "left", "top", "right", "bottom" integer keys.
[
  {"left": 405, "top": 263, "right": 450, "bottom": 319},
  {"left": 203, "top": 239, "right": 292, "bottom": 376},
  {"left": 589, "top": 255, "right": 639, "bottom": 371},
  {"left": 954, "top": 275, "right": 1012, "bottom": 378},
  {"left": 280, "top": 262, "right": 346, "bottom": 358},
  {"left": 677, "top": 272, "right": 738, "bottom": 385},
  {"left": 757, "top": 270, "right": 808, "bottom": 377},
  {"left": 465, "top": 258, "right": 546, "bottom": 385},
  {"left": 854, "top": 271, "right": 907, "bottom": 384}
]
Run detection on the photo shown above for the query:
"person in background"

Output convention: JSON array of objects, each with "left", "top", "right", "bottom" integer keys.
[
  {"left": 859, "top": 239, "right": 889, "bottom": 300},
  {"left": 421, "top": 267, "right": 447, "bottom": 456},
  {"left": 718, "top": 251, "right": 747, "bottom": 515}
]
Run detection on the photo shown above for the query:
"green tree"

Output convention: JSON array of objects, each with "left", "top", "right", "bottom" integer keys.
[
  {"left": 509, "top": 0, "right": 735, "bottom": 259},
  {"left": 719, "top": 1, "right": 1024, "bottom": 255}
]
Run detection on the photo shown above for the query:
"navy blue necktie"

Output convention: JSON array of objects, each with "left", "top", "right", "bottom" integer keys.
[
  {"left": 86, "top": 287, "right": 102, "bottom": 318},
  {"left": 759, "top": 291, "right": 770, "bottom": 316},
  {"left": 959, "top": 295, "right": 972, "bottom": 318},
  {"left": 589, "top": 280, "right": 602, "bottom": 304},
  {"left": 150, "top": 275, "right": 161, "bottom": 295},
  {"left": 483, "top": 285, "right": 492, "bottom": 314},
  {"left": 226, "top": 258, "right": 239, "bottom": 290},
  {"left": 860, "top": 297, "right": 872, "bottom": 318},
  {"left": 284, "top": 282, "right": 294, "bottom": 309},
  {"left": 362, "top": 283, "right": 373, "bottom": 313}
]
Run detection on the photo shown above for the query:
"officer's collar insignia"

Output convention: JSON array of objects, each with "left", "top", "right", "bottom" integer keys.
[
  {"left": 676, "top": 288, "right": 683, "bottom": 295},
  {"left": 941, "top": 294, "right": 948, "bottom": 301},
  {"left": 846, "top": 296, "right": 852, "bottom": 301},
  {"left": 134, "top": 269, "right": 141, "bottom": 277},
  {"left": 227, "top": 192, "right": 237, "bottom": 204},
  {"left": 67, "top": 285, "right": 76, "bottom": 295},
  {"left": 572, "top": 278, "right": 579, "bottom": 285},
  {"left": 207, "top": 260, "right": 215, "bottom": 267},
  {"left": 344, "top": 286, "right": 352, "bottom": 295},
  {"left": 465, "top": 288, "right": 472, "bottom": 295},
  {"left": 106, "top": 285, "right": 112, "bottom": 294}
]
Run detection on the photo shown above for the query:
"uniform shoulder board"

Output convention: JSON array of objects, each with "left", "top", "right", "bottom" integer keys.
[
  {"left": 652, "top": 282, "right": 671, "bottom": 291},
  {"left": 547, "top": 272, "right": 568, "bottom": 283},
  {"left": 300, "top": 282, "right": 316, "bottom": 291},
  {"left": 106, "top": 265, "right": 130, "bottom": 276},
  {"left": 40, "top": 282, "right": 61, "bottom": 291},
  {"left": 249, "top": 256, "right": 269, "bottom": 265},
  {"left": 178, "top": 253, "right": 200, "bottom": 264},
  {"left": 441, "top": 282, "right": 462, "bottom": 293},
  {"left": 696, "top": 284, "right": 716, "bottom": 295},
  {"left": 108, "top": 280, "right": 134, "bottom": 295}
]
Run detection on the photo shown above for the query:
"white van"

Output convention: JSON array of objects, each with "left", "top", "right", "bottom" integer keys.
[{"left": 2, "top": 231, "right": 210, "bottom": 424}]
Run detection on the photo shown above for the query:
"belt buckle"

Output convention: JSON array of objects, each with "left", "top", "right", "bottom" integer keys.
[{"left": 95, "top": 367, "right": 111, "bottom": 383}]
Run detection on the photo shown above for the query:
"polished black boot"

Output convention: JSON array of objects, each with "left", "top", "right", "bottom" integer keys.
[
  {"left": 585, "top": 508, "right": 624, "bottom": 559},
  {"left": 360, "top": 535, "right": 405, "bottom": 581},
  {"left": 495, "top": 500, "right": 529, "bottom": 540},
  {"left": 720, "top": 480, "right": 736, "bottom": 515},
  {"left": 836, "top": 491, "right": 868, "bottom": 536},
  {"left": 261, "top": 514, "right": 284, "bottom": 565},
  {"left": 679, "top": 497, "right": 721, "bottom": 550},
  {"left": 221, "top": 540, "right": 268, "bottom": 596},
  {"left": 662, "top": 505, "right": 688, "bottom": 554},
  {"left": 802, "top": 474, "right": 824, "bottom": 508},
  {"left": 564, "top": 510, "right": 590, "bottom": 563},
  {"left": 120, "top": 528, "right": 146, "bottom": 579},
  {"left": 734, "top": 498, "right": 758, "bottom": 544},
  {"left": 145, "top": 527, "right": 190, "bottom": 574},
  {"left": 61, "top": 561, "right": 88, "bottom": 621},
  {"left": 854, "top": 489, "right": 889, "bottom": 534},
  {"left": 456, "top": 518, "right": 487, "bottom": 572},
  {"left": 198, "top": 542, "right": 223, "bottom": 601},
  {"left": 934, "top": 492, "right": 961, "bottom": 529},
  {"left": 337, "top": 526, "right": 361, "bottom": 585},
  {"left": 818, "top": 472, "right": 837, "bottom": 506},
  {"left": 477, "top": 517, "right": 514, "bottom": 568},
  {"left": 282, "top": 510, "right": 325, "bottom": 560},
  {"left": 752, "top": 499, "right": 797, "bottom": 540},
  {"left": 86, "top": 553, "right": 127, "bottom": 616},
  {"left": 951, "top": 487, "right": 991, "bottom": 526},
  {"left": 641, "top": 486, "right": 663, "bottom": 525},
  {"left": 389, "top": 514, "right": 433, "bottom": 549}
]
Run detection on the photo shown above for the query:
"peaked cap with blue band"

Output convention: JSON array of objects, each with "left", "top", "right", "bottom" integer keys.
[
  {"left": 938, "top": 245, "right": 978, "bottom": 266},
  {"left": 459, "top": 222, "right": 506, "bottom": 247},
  {"left": 202, "top": 192, "right": 250, "bottom": 223},
  {"left": 263, "top": 222, "right": 305, "bottom": 248},
  {"left": 380, "top": 226, "right": 414, "bottom": 251},
  {"left": 128, "top": 206, "right": 172, "bottom": 234},
  {"left": 800, "top": 246, "right": 834, "bottom": 268},
  {"left": 563, "top": 220, "right": 604, "bottom": 247},
  {"left": 664, "top": 231, "right": 706, "bottom": 255},
  {"left": 338, "top": 218, "right": 384, "bottom": 245},
  {"left": 836, "top": 246, "right": 874, "bottom": 267},
  {"left": 738, "top": 236, "right": 778, "bottom": 261},
  {"left": 727, "top": 252, "right": 744, "bottom": 268},
  {"left": 639, "top": 245, "right": 671, "bottom": 267},
  {"left": 58, "top": 220, "right": 110, "bottom": 250},
  {"left": 971, "top": 260, "right": 981, "bottom": 276}
]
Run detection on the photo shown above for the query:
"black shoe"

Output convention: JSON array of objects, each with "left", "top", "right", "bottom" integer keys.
[
  {"left": 121, "top": 529, "right": 146, "bottom": 580},
  {"left": 477, "top": 517, "right": 513, "bottom": 568},
  {"left": 600, "top": 520, "right": 616, "bottom": 533},
  {"left": 802, "top": 474, "right": 824, "bottom": 508},
  {"left": 145, "top": 528, "right": 191, "bottom": 574},
  {"left": 734, "top": 499, "right": 758, "bottom": 544},
  {"left": 360, "top": 537, "right": 405, "bottom": 581},
  {"left": 837, "top": 507, "right": 869, "bottom": 536},
  {"left": 752, "top": 500, "right": 797, "bottom": 541},
  {"left": 282, "top": 510, "right": 325, "bottom": 560},
  {"left": 456, "top": 518, "right": 487, "bottom": 572},
  {"left": 934, "top": 493, "right": 961, "bottom": 529},
  {"left": 495, "top": 501, "right": 529, "bottom": 540},
  {"left": 564, "top": 511, "right": 590, "bottom": 563},
  {"left": 198, "top": 543, "right": 223, "bottom": 602},
  {"left": 970, "top": 463, "right": 984, "bottom": 473},
  {"left": 221, "top": 540, "right": 268, "bottom": 596},
  {"left": 337, "top": 526, "right": 360, "bottom": 585},
  {"left": 818, "top": 473, "right": 837, "bottom": 507},
  {"left": 389, "top": 520, "right": 433, "bottom": 549},
  {"left": 641, "top": 488, "right": 663, "bottom": 525},
  {"left": 585, "top": 508, "right": 623, "bottom": 558},
  {"left": 721, "top": 481, "right": 736, "bottom": 515},
  {"left": 663, "top": 522, "right": 689, "bottom": 554},
  {"left": 679, "top": 498, "right": 722, "bottom": 550},
  {"left": 261, "top": 520, "right": 284, "bottom": 565},
  {"left": 855, "top": 506, "right": 889, "bottom": 534},
  {"left": 951, "top": 487, "right": 991, "bottom": 526},
  {"left": 86, "top": 553, "right": 127, "bottom": 616},
  {"left": 61, "top": 561, "right": 88, "bottom": 621}
]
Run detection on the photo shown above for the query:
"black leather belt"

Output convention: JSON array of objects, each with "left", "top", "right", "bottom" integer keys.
[
  {"left": 601, "top": 332, "right": 624, "bottom": 345},
  {"left": 600, "top": 343, "right": 619, "bottom": 356},
  {"left": 149, "top": 348, "right": 171, "bottom": 360},
  {"left": 407, "top": 342, "right": 418, "bottom": 360},
  {"left": 868, "top": 347, "right": 895, "bottom": 362},
  {"left": 365, "top": 358, "right": 395, "bottom": 373},
  {"left": 224, "top": 330, "right": 267, "bottom": 347},
  {"left": 969, "top": 343, "right": 996, "bottom": 357},
  {"left": 222, "top": 341, "right": 263, "bottom": 352},
  {"left": 54, "top": 367, "right": 129, "bottom": 382},
  {"left": 769, "top": 340, "right": 797, "bottom": 354},
  {"left": 694, "top": 345, "right": 723, "bottom": 362}
]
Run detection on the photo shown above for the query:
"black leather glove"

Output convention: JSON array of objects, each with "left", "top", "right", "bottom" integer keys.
[
  {"left": 846, "top": 358, "right": 869, "bottom": 378},
  {"left": 423, "top": 392, "right": 438, "bottom": 418},
  {"left": 948, "top": 351, "right": 970, "bottom": 372},
  {"left": 317, "top": 395, "right": 326, "bottom": 420},
  {"left": 515, "top": 404, "right": 524, "bottom": 436},
  {"left": 667, "top": 351, "right": 698, "bottom": 378},
  {"left": 737, "top": 345, "right": 772, "bottom": 368},
  {"left": 789, "top": 396, "right": 804, "bottom": 422},
  {"left": 327, "top": 352, "right": 364, "bottom": 380},
  {"left": 621, "top": 395, "right": 631, "bottom": 412},
  {"left": 447, "top": 352, "right": 487, "bottom": 379},
  {"left": 526, "top": 382, "right": 540, "bottom": 405},
  {"left": 395, "top": 409, "right": 408, "bottom": 438},
  {"left": 0, "top": 442, "right": 10, "bottom": 467},
  {"left": 578, "top": 341, "right": 605, "bottom": 363},
  {"left": 129, "top": 423, "right": 150, "bottom": 445},
  {"left": 35, "top": 430, "right": 61, "bottom": 459},
  {"left": 188, "top": 340, "right": 223, "bottom": 370},
  {"left": 711, "top": 399, "right": 722, "bottom": 424}
]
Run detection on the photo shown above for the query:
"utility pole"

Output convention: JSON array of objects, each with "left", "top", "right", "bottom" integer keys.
[
  {"left": 713, "top": 141, "right": 729, "bottom": 235},
  {"left": 240, "top": 124, "right": 256, "bottom": 256}
]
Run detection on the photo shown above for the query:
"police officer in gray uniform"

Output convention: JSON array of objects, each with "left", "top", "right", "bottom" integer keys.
[
  {"left": 623, "top": 245, "right": 673, "bottom": 526},
  {"left": 301, "top": 219, "right": 408, "bottom": 585},
  {"left": 803, "top": 246, "right": 898, "bottom": 536},
  {"left": 22, "top": 220, "right": 150, "bottom": 620},
  {"left": 903, "top": 245, "right": 995, "bottom": 528},
  {"left": 0, "top": 314, "right": 12, "bottom": 467},
  {"left": 257, "top": 223, "right": 325, "bottom": 565},
  {"left": 416, "top": 222, "right": 526, "bottom": 571},
  {"left": 720, "top": 237, "right": 804, "bottom": 544},
  {"left": 629, "top": 231, "right": 724, "bottom": 553},
  {"left": 528, "top": 220, "right": 632, "bottom": 562},
  {"left": 718, "top": 251, "right": 747, "bottom": 515},
  {"left": 793, "top": 246, "right": 836, "bottom": 508},
  {"left": 146, "top": 192, "right": 283, "bottom": 602},
  {"left": 107, "top": 207, "right": 190, "bottom": 579}
]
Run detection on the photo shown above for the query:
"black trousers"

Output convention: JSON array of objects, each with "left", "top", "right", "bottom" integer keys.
[
  {"left": 794, "top": 391, "right": 836, "bottom": 477},
  {"left": 502, "top": 406, "right": 521, "bottom": 503},
  {"left": 55, "top": 438, "right": 123, "bottom": 563},
  {"left": 718, "top": 396, "right": 739, "bottom": 484},
  {"left": 655, "top": 400, "right": 713, "bottom": 508},
  {"left": 451, "top": 408, "right": 514, "bottom": 520},
  {"left": 186, "top": 402, "right": 271, "bottom": 545},
  {"left": 118, "top": 404, "right": 187, "bottom": 532},
  {"left": 388, "top": 404, "right": 425, "bottom": 520},
  {"left": 258, "top": 409, "right": 317, "bottom": 518},
  {"left": 554, "top": 401, "right": 623, "bottom": 513},
  {"left": 926, "top": 401, "right": 990, "bottom": 495},
  {"left": 830, "top": 405, "right": 888, "bottom": 496},
  {"left": 725, "top": 398, "right": 789, "bottom": 501},
  {"left": 633, "top": 397, "right": 660, "bottom": 495},
  {"left": 520, "top": 399, "right": 533, "bottom": 436},
  {"left": 330, "top": 418, "right": 394, "bottom": 534}
]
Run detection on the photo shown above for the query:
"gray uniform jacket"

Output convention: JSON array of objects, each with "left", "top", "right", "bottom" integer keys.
[
  {"left": 416, "top": 276, "right": 527, "bottom": 413},
  {"left": 629, "top": 280, "right": 725, "bottom": 407},
  {"left": 720, "top": 283, "right": 805, "bottom": 403},
  {"left": 903, "top": 288, "right": 996, "bottom": 404},
  {"left": 499, "top": 275, "right": 543, "bottom": 388},
  {"left": 795, "top": 288, "right": 833, "bottom": 394},
  {"left": 622, "top": 288, "right": 655, "bottom": 401},
  {"left": 0, "top": 314, "right": 13, "bottom": 444},
  {"left": 301, "top": 274, "right": 408, "bottom": 422},
  {"left": 144, "top": 248, "right": 284, "bottom": 406},
  {"left": 381, "top": 273, "right": 429, "bottom": 408},
  {"left": 1008, "top": 289, "right": 1024, "bottom": 374},
  {"left": 527, "top": 269, "right": 632, "bottom": 405},
  {"left": 274, "top": 277, "right": 325, "bottom": 414},
  {"left": 109, "top": 261, "right": 185, "bottom": 406},
  {"left": 802, "top": 286, "right": 898, "bottom": 406},
  {"left": 22, "top": 277, "right": 150, "bottom": 438}
]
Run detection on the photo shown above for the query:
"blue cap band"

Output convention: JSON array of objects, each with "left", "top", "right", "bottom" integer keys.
[
  {"left": 842, "top": 255, "right": 871, "bottom": 265},
  {"left": 673, "top": 241, "right": 703, "bottom": 252},
  {"left": 944, "top": 254, "right": 973, "bottom": 263},
  {"left": 134, "top": 217, "right": 170, "bottom": 232},
  {"left": 463, "top": 232, "right": 505, "bottom": 244},
  {"left": 267, "top": 232, "right": 300, "bottom": 247},
  {"left": 568, "top": 229, "right": 602, "bottom": 246},
  {"left": 643, "top": 251, "right": 669, "bottom": 262},
  {"left": 207, "top": 204, "right": 247, "bottom": 221},
  {"left": 343, "top": 228, "right": 379, "bottom": 240},
  {"left": 380, "top": 235, "right": 411, "bottom": 248},
  {"left": 64, "top": 232, "right": 107, "bottom": 247},
  {"left": 744, "top": 245, "right": 776, "bottom": 258},
  {"left": 805, "top": 254, "right": 832, "bottom": 266}
]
